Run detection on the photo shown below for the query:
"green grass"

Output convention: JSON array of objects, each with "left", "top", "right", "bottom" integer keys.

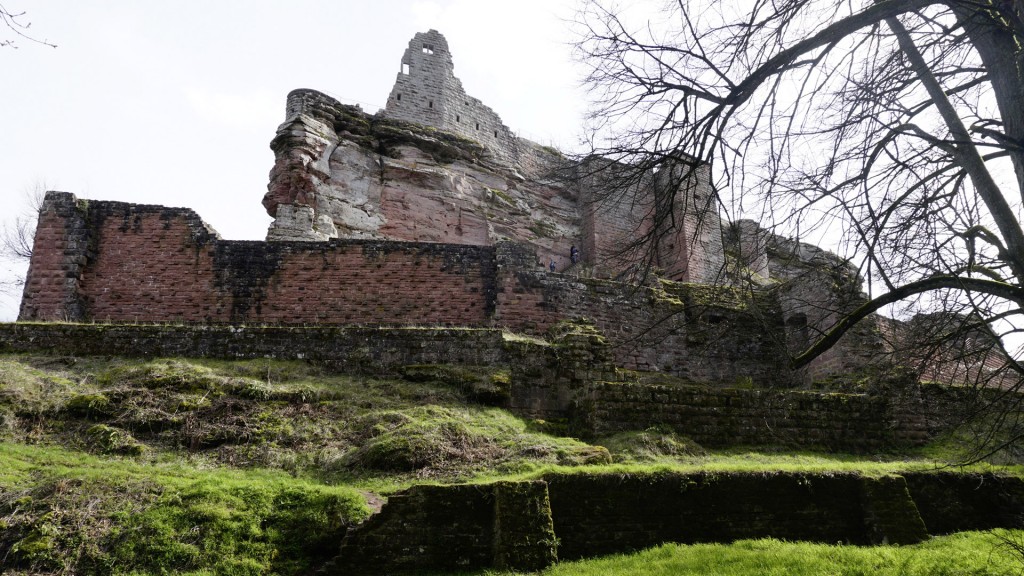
[
  {"left": 0, "top": 355, "right": 608, "bottom": 487},
  {"left": 0, "top": 442, "right": 370, "bottom": 575},
  {"left": 4, "top": 353, "right": 1024, "bottom": 574},
  {"left": 463, "top": 532, "right": 1024, "bottom": 575}
]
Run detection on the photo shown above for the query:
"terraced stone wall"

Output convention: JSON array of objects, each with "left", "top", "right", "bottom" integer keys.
[
  {"left": 327, "top": 481, "right": 556, "bottom": 575},
  {"left": 0, "top": 323, "right": 1007, "bottom": 452},
  {"left": 578, "top": 382, "right": 945, "bottom": 450},
  {"left": 328, "top": 471, "right": 1024, "bottom": 574}
]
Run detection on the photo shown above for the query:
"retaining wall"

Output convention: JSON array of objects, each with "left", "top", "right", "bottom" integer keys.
[
  {"left": 0, "top": 323, "right": 983, "bottom": 451},
  {"left": 327, "top": 470, "right": 1024, "bottom": 574}
]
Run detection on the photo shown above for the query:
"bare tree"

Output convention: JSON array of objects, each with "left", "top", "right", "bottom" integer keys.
[
  {"left": 0, "top": 183, "right": 46, "bottom": 296},
  {"left": 574, "top": 0, "right": 1024, "bottom": 457},
  {"left": 0, "top": 3, "right": 55, "bottom": 49}
]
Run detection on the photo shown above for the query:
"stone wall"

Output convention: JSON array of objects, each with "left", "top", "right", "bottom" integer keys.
[
  {"left": 326, "top": 470, "right": 1024, "bottom": 573},
  {"left": 0, "top": 322, "right": 994, "bottom": 453},
  {"left": 0, "top": 323, "right": 510, "bottom": 375},
  {"left": 577, "top": 160, "right": 723, "bottom": 283},
  {"left": 729, "top": 220, "right": 889, "bottom": 383},
  {"left": 26, "top": 190, "right": 1004, "bottom": 395},
  {"left": 22, "top": 193, "right": 496, "bottom": 326},
  {"left": 326, "top": 481, "right": 556, "bottom": 575},
  {"left": 544, "top": 472, "right": 927, "bottom": 560},
  {"left": 19, "top": 192, "right": 792, "bottom": 384},
  {"left": 496, "top": 264, "right": 790, "bottom": 385},
  {"left": 578, "top": 381, "right": 940, "bottom": 450}
]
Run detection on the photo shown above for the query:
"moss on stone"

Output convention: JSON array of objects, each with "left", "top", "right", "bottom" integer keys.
[
  {"left": 64, "top": 393, "right": 112, "bottom": 418},
  {"left": 85, "top": 424, "right": 146, "bottom": 456}
]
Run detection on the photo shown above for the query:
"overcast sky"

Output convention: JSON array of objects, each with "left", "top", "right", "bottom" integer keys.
[{"left": 0, "top": 0, "right": 590, "bottom": 320}]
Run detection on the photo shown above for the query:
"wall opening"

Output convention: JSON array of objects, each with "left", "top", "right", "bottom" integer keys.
[
  {"left": 785, "top": 313, "right": 810, "bottom": 351},
  {"left": 456, "top": 115, "right": 460, "bottom": 122},
  {"left": 422, "top": 44, "right": 434, "bottom": 54},
  {"left": 494, "top": 130, "right": 498, "bottom": 137},
  {"left": 429, "top": 100, "right": 433, "bottom": 109},
  {"left": 476, "top": 123, "right": 480, "bottom": 130},
  {"left": 396, "top": 93, "right": 401, "bottom": 101},
  {"left": 401, "top": 63, "right": 410, "bottom": 75}
]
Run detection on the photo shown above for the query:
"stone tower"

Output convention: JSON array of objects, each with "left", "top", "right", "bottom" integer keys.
[{"left": 382, "top": 30, "right": 518, "bottom": 163}]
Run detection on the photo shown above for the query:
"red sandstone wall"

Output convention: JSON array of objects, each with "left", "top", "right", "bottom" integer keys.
[
  {"left": 80, "top": 212, "right": 220, "bottom": 322},
  {"left": 19, "top": 192, "right": 870, "bottom": 387},
  {"left": 253, "top": 244, "right": 491, "bottom": 325},
  {"left": 22, "top": 193, "right": 493, "bottom": 326},
  {"left": 19, "top": 193, "right": 87, "bottom": 321}
]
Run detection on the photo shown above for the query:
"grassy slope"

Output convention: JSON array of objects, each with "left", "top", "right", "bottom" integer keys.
[
  {"left": 469, "top": 533, "right": 1024, "bottom": 576},
  {"left": 1, "top": 353, "right": 1022, "bottom": 575}
]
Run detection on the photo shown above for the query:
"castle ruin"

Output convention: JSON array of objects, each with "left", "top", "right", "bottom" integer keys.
[{"left": 18, "top": 30, "right": 970, "bottom": 389}]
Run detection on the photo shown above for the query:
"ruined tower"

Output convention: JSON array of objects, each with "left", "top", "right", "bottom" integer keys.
[{"left": 382, "top": 29, "right": 518, "bottom": 163}]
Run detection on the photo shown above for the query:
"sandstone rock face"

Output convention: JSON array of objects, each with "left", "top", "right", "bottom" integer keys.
[
  {"left": 264, "top": 89, "right": 724, "bottom": 282},
  {"left": 264, "top": 29, "right": 725, "bottom": 282},
  {"left": 264, "top": 89, "right": 582, "bottom": 270}
]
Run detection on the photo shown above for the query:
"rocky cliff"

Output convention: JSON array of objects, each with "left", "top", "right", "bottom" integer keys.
[{"left": 263, "top": 89, "right": 581, "bottom": 272}]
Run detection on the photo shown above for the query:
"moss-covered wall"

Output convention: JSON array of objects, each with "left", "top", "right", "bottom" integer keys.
[
  {"left": 0, "top": 323, "right": 508, "bottom": 375},
  {"left": 0, "top": 323, "right": 985, "bottom": 452},
  {"left": 328, "top": 471, "right": 1024, "bottom": 574},
  {"left": 579, "top": 382, "right": 941, "bottom": 450},
  {"left": 903, "top": 472, "right": 1024, "bottom": 534},
  {"left": 544, "top": 471, "right": 927, "bottom": 560},
  {"left": 327, "top": 481, "right": 556, "bottom": 575}
]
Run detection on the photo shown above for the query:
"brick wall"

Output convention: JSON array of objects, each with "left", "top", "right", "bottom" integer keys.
[
  {"left": 576, "top": 160, "right": 723, "bottom": 284},
  {"left": 21, "top": 193, "right": 496, "bottom": 326},
  {"left": 18, "top": 192, "right": 92, "bottom": 321}
]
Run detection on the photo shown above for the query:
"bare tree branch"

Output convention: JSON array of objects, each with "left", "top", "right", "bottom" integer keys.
[{"left": 0, "top": 3, "right": 55, "bottom": 49}]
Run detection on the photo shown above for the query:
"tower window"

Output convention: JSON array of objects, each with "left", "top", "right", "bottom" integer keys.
[
  {"left": 456, "top": 115, "right": 460, "bottom": 122},
  {"left": 494, "top": 131, "right": 498, "bottom": 137},
  {"left": 422, "top": 44, "right": 434, "bottom": 54},
  {"left": 429, "top": 100, "right": 433, "bottom": 109},
  {"left": 475, "top": 123, "right": 479, "bottom": 130},
  {"left": 396, "top": 93, "right": 401, "bottom": 101},
  {"left": 401, "top": 63, "right": 410, "bottom": 75}
]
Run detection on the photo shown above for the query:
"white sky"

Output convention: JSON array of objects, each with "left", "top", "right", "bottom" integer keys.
[{"left": 0, "top": 0, "right": 590, "bottom": 320}]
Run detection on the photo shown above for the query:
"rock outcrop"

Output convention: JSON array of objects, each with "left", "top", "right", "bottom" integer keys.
[
  {"left": 263, "top": 86, "right": 725, "bottom": 282},
  {"left": 263, "top": 92, "right": 581, "bottom": 270},
  {"left": 263, "top": 30, "right": 725, "bottom": 283}
]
